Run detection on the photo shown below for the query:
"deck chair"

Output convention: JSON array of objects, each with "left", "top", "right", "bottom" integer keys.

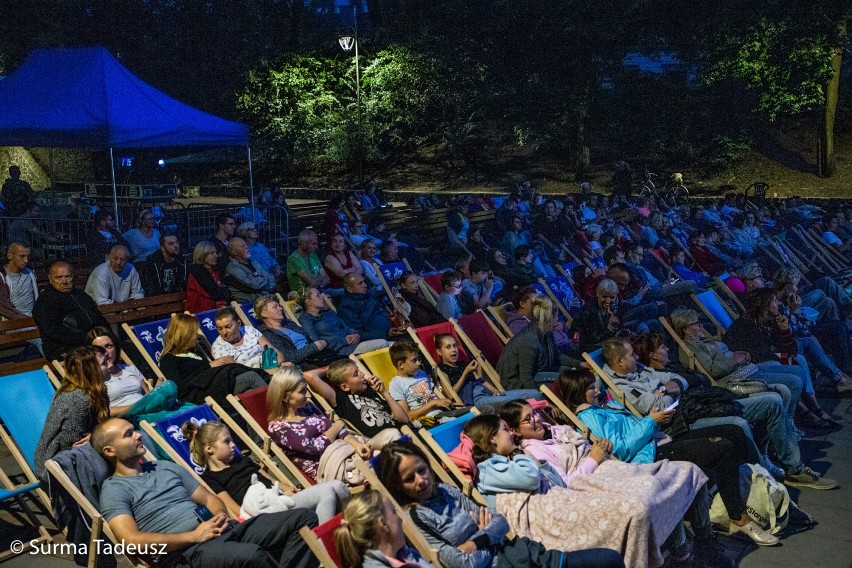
[
  {"left": 692, "top": 289, "right": 736, "bottom": 338},
  {"left": 538, "top": 382, "right": 594, "bottom": 439},
  {"left": 658, "top": 317, "right": 715, "bottom": 383},
  {"left": 276, "top": 294, "right": 301, "bottom": 324},
  {"left": 454, "top": 310, "right": 508, "bottom": 370},
  {"left": 374, "top": 261, "right": 409, "bottom": 311},
  {"left": 581, "top": 349, "right": 642, "bottom": 417},
  {"left": 298, "top": 513, "right": 343, "bottom": 568},
  {"left": 217, "top": 388, "right": 314, "bottom": 489},
  {"left": 232, "top": 300, "right": 261, "bottom": 327},
  {"left": 713, "top": 276, "right": 745, "bottom": 312},
  {"left": 351, "top": 457, "right": 440, "bottom": 567},
  {"left": 193, "top": 308, "right": 222, "bottom": 347},
  {"left": 353, "top": 347, "right": 397, "bottom": 390},
  {"left": 408, "top": 321, "right": 503, "bottom": 389},
  {"left": 421, "top": 271, "right": 445, "bottom": 299},
  {"left": 413, "top": 411, "right": 487, "bottom": 503},
  {"left": 555, "top": 261, "right": 579, "bottom": 282},
  {"left": 539, "top": 276, "right": 578, "bottom": 324},
  {"left": 0, "top": 369, "right": 54, "bottom": 559},
  {"left": 487, "top": 303, "right": 514, "bottom": 338},
  {"left": 123, "top": 316, "right": 172, "bottom": 383},
  {"left": 43, "top": 459, "right": 152, "bottom": 568}
]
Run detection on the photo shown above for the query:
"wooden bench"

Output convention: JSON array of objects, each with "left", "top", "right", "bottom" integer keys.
[{"left": 0, "top": 291, "right": 188, "bottom": 374}]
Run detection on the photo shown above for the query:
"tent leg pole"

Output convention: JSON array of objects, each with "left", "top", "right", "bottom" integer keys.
[
  {"left": 109, "top": 147, "right": 120, "bottom": 230},
  {"left": 247, "top": 145, "right": 256, "bottom": 222}
]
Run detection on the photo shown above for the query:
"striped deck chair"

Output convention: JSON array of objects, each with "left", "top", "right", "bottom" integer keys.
[
  {"left": 581, "top": 349, "right": 642, "bottom": 417},
  {"left": 0, "top": 369, "right": 54, "bottom": 559},
  {"left": 123, "top": 316, "right": 172, "bottom": 383}
]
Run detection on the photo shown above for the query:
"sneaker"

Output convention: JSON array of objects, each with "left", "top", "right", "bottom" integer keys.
[
  {"left": 785, "top": 466, "right": 838, "bottom": 490},
  {"left": 728, "top": 521, "right": 780, "bottom": 546}
]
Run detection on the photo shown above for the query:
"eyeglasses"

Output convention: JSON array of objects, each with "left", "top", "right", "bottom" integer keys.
[{"left": 519, "top": 410, "right": 540, "bottom": 425}]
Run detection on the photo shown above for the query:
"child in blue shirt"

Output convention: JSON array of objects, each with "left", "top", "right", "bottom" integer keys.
[{"left": 435, "top": 271, "right": 463, "bottom": 320}]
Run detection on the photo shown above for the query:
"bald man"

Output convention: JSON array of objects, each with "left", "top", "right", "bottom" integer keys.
[
  {"left": 33, "top": 261, "right": 109, "bottom": 359},
  {"left": 85, "top": 245, "right": 145, "bottom": 305},
  {"left": 223, "top": 237, "right": 276, "bottom": 302}
]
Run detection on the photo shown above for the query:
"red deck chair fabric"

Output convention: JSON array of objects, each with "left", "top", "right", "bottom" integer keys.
[
  {"left": 313, "top": 513, "right": 343, "bottom": 568},
  {"left": 422, "top": 273, "right": 444, "bottom": 297},
  {"left": 413, "top": 322, "right": 471, "bottom": 364},
  {"left": 456, "top": 312, "right": 504, "bottom": 368}
]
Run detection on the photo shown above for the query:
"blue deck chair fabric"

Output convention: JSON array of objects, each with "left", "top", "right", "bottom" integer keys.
[
  {"left": 128, "top": 316, "right": 171, "bottom": 366},
  {"left": 531, "top": 282, "right": 547, "bottom": 296},
  {"left": 542, "top": 276, "right": 580, "bottom": 314},
  {"left": 195, "top": 309, "right": 221, "bottom": 346},
  {"left": 560, "top": 261, "right": 580, "bottom": 273},
  {"left": 0, "top": 369, "right": 54, "bottom": 473},
  {"left": 427, "top": 412, "right": 476, "bottom": 453},
  {"left": 238, "top": 301, "right": 261, "bottom": 327},
  {"left": 695, "top": 290, "right": 734, "bottom": 332},
  {"left": 377, "top": 261, "right": 408, "bottom": 290},
  {"left": 153, "top": 404, "right": 241, "bottom": 474}
]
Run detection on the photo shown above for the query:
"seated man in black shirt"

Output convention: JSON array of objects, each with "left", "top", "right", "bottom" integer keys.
[{"left": 303, "top": 359, "right": 408, "bottom": 438}]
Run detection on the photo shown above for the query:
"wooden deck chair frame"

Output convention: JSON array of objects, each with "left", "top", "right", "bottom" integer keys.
[
  {"left": 122, "top": 320, "right": 170, "bottom": 383},
  {"left": 351, "top": 348, "right": 396, "bottom": 391},
  {"left": 537, "top": 278, "right": 573, "bottom": 325},
  {"left": 298, "top": 514, "right": 342, "bottom": 568},
  {"left": 203, "top": 396, "right": 313, "bottom": 492},
  {"left": 352, "top": 457, "right": 441, "bottom": 567},
  {"left": 712, "top": 277, "right": 745, "bottom": 312},
  {"left": 468, "top": 307, "right": 510, "bottom": 345},
  {"left": 222, "top": 391, "right": 315, "bottom": 489},
  {"left": 581, "top": 351, "right": 643, "bottom": 417},
  {"left": 797, "top": 226, "right": 845, "bottom": 273},
  {"left": 400, "top": 425, "right": 469, "bottom": 492},
  {"left": 372, "top": 261, "right": 405, "bottom": 313},
  {"left": 409, "top": 413, "right": 489, "bottom": 504},
  {"left": 407, "top": 323, "right": 504, "bottom": 392},
  {"left": 277, "top": 294, "right": 301, "bottom": 324},
  {"left": 486, "top": 303, "right": 514, "bottom": 338},
  {"left": 450, "top": 313, "right": 508, "bottom": 387},
  {"left": 691, "top": 290, "right": 737, "bottom": 340},
  {"left": 804, "top": 225, "right": 850, "bottom": 272},
  {"left": 538, "top": 384, "right": 594, "bottom": 439},
  {"left": 231, "top": 300, "right": 257, "bottom": 327},
  {"left": 657, "top": 317, "right": 716, "bottom": 383},
  {"left": 775, "top": 236, "right": 817, "bottom": 276},
  {"left": 43, "top": 460, "right": 151, "bottom": 568}
]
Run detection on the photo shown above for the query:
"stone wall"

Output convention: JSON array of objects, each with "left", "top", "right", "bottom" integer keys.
[{"left": 0, "top": 147, "right": 95, "bottom": 190}]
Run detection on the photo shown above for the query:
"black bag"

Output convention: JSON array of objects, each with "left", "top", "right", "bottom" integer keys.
[{"left": 667, "top": 386, "right": 743, "bottom": 439}]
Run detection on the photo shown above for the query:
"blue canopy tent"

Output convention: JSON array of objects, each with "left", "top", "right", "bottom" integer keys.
[{"left": 0, "top": 47, "right": 254, "bottom": 224}]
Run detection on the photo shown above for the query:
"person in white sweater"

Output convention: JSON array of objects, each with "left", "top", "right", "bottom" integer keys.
[{"left": 85, "top": 245, "right": 144, "bottom": 305}]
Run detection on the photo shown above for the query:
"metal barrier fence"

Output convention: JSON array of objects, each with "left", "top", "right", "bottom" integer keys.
[{"left": 0, "top": 201, "right": 292, "bottom": 267}]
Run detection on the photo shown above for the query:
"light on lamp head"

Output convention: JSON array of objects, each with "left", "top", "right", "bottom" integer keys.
[
  {"left": 157, "top": 159, "right": 166, "bottom": 167},
  {"left": 339, "top": 36, "right": 355, "bottom": 51}
]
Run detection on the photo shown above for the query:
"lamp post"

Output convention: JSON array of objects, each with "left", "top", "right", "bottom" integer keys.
[{"left": 339, "top": 5, "right": 363, "bottom": 185}]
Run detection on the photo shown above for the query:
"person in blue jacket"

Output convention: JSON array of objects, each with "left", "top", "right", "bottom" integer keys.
[
  {"left": 337, "top": 273, "right": 405, "bottom": 339},
  {"left": 297, "top": 287, "right": 389, "bottom": 356}
]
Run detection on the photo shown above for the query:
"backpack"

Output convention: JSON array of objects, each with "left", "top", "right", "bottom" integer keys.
[{"left": 710, "top": 464, "right": 790, "bottom": 535}]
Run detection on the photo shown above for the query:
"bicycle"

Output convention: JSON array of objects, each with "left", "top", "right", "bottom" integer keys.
[{"left": 638, "top": 169, "right": 689, "bottom": 204}]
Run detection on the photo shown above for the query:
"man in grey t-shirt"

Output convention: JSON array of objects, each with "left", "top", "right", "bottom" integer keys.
[{"left": 93, "top": 418, "right": 318, "bottom": 568}]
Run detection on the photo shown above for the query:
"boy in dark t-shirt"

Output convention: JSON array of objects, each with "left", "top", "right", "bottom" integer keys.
[{"left": 304, "top": 360, "right": 409, "bottom": 437}]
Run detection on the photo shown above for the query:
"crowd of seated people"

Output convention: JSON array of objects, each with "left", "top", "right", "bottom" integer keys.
[{"left": 9, "top": 182, "right": 852, "bottom": 568}]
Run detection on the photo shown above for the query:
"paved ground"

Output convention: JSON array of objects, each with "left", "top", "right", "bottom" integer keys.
[{"left": 2, "top": 385, "right": 851, "bottom": 567}]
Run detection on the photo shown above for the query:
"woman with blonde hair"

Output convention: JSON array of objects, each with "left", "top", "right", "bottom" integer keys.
[
  {"left": 496, "top": 295, "right": 571, "bottom": 390},
  {"left": 159, "top": 313, "right": 266, "bottom": 402},
  {"left": 335, "top": 489, "right": 431, "bottom": 568},
  {"left": 34, "top": 346, "right": 111, "bottom": 475},
  {"left": 184, "top": 420, "right": 348, "bottom": 522},
  {"left": 267, "top": 366, "right": 398, "bottom": 483},
  {"left": 186, "top": 240, "right": 231, "bottom": 313}
]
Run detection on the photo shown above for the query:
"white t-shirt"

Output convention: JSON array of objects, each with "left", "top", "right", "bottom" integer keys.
[
  {"left": 211, "top": 326, "right": 264, "bottom": 368},
  {"left": 5, "top": 269, "right": 36, "bottom": 316},
  {"left": 105, "top": 365, "right": 146, "bottom": 407}
]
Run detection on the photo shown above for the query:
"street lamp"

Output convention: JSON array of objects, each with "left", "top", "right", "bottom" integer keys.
[{"left": 339, "top": 5, "right": 363, "bottom": 185}]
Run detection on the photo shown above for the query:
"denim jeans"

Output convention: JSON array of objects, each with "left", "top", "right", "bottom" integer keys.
[
  {"left": 797, "top": 336, "right": 837, "bottom": 391},
  {"left": 811, "top": 318, "right": 852, "bottom": 376},
  {"left": 739, "top": 390, "right": 801, "bottom": 472},
  {"left": 473, "top": 388, "right": 543, "bottom": 408},
  {"left": 754, "top": 361, "right": 804, "bottom": 417},
  {"left": 802, "top": 287, "right": 840, "bottom": 321}
]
